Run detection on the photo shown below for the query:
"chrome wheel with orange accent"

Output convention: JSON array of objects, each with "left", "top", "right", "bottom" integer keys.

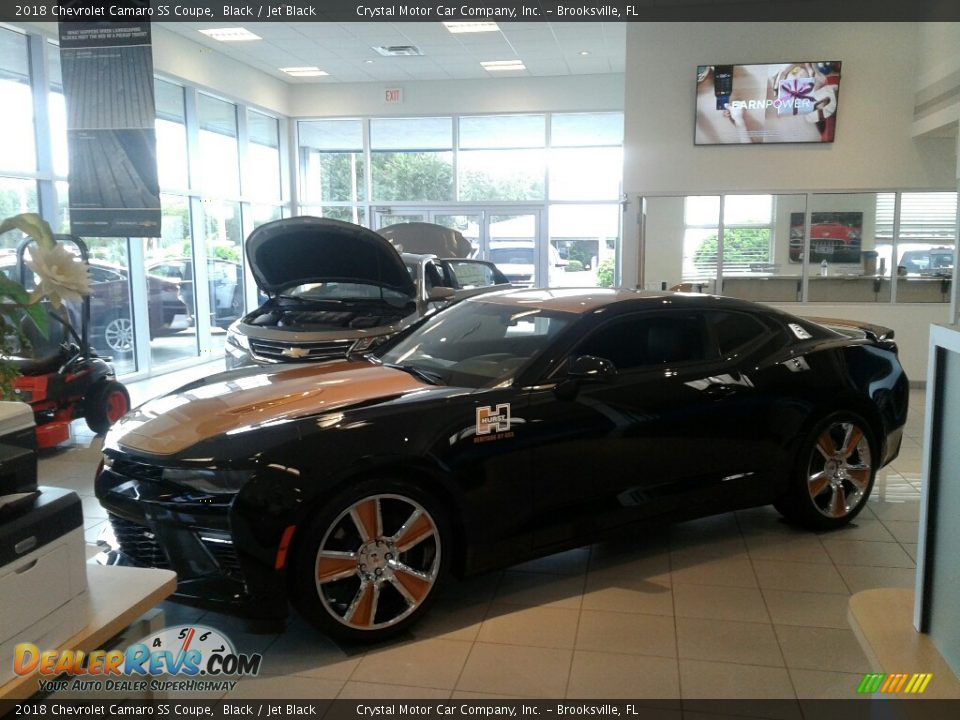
[
  {"left": 776, "top": 411, "right": 876, "bottom": 530},
  {"left": 292, "top": 483, "right": 447, "bottom": 642}
]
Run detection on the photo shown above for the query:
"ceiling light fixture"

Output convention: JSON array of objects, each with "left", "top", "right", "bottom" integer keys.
[
  {"left": 580, "top": 51, "right": 591, "bottom": 56},
  {"left": 198, "top": 28, "right": 261, "bottom": 42},
  {"left": 481, "top": 60, "right": 526, "bottom": 71},
  {"left": 443, "top": 22, "right": 500, "bottom": 33},
  {"left": 373, "top": 45, "right": 423, "bottom": 57},
  {"left": 280, "top": 67, "right": 329, "bottom": 77}
]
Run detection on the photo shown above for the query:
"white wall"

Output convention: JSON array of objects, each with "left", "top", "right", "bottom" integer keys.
[
  {"left": 913, "top": 23, "right": 960, "bottom": 137},
  {"left": 623, "top": 23, "right": 955, "bottom": 201},
  {"left": 151, "top": 26, "right": 290, "bottom": 115},
  {"left": 288, "top": 73, "right": 624, "bottom": 118}
]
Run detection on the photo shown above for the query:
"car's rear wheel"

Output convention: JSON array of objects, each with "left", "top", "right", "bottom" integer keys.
[
  {"left": 85, "top": 380, "right": 131, "bottom": 434},
  {"left": 291, "top": 480, "right": 449, "bottom": 643},
  {"left": 775, "top": 411, "right": 876, "bottom": 530}
]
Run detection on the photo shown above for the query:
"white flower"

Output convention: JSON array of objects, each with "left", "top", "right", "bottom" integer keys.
[{"left": 25, "top": 243, "right": 91, "bottom": 309}]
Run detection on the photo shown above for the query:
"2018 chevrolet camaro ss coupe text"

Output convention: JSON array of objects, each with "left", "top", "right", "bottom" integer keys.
[{"left": 96, "top": 289, "right": 908, "bottom": 642}]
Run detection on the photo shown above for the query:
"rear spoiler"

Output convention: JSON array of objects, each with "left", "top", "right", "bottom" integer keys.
[{"left": 807, "top": 316, "right": 895, "bottom": 343}]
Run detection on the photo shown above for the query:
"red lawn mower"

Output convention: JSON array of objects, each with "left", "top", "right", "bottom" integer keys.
[{"left": 9, "top": 235, "right": 131, "bottom": 449}]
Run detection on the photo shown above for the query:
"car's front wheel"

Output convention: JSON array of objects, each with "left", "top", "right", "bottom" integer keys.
[
  {"left": 291, "top": 480, "right": 449, "bottom": 643},
  {"left": 776, "top": 411, "right": 876, "bottom": 530}
]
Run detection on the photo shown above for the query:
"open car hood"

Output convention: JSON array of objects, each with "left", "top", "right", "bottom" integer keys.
[
  {"left": 378, "top": 222, "right": 473, "bottom": 259},
  {"left": 246, "top": 216, "right": 416, "bottom": 297}
]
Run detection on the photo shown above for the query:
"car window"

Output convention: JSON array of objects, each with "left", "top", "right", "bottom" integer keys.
[
  {"left": 573, "top": 312, "right": 710, "bottom": 371},
  {"left": 377, "top": 300, "right": 573, "bottom": 388},
  {"left": 446, "top": 260, "right": 496, "bottom": 288},
  {"left": 88, "top": 266, "right": 124, "bottom": 283},
  {"left": 710, "top": 311, "right": 769, "bottom": 357}
]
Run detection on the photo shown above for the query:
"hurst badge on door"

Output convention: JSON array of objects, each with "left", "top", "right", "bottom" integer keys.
[{"left": 475, "top": 403, "right": 513, "bottom": 442}]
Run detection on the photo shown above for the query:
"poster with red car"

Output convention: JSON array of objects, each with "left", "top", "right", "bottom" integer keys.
[{"left": 789, "top": 212, "right": 863, "bottom": 263}]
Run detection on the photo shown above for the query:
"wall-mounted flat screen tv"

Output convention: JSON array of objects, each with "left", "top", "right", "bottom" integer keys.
[{"left": 695, "top": 62, "right": 841, "bottom": 145}]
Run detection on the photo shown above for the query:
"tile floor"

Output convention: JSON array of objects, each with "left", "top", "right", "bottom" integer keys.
[{"left": 41, "top": 368, "right": 929, "bottom": 701}]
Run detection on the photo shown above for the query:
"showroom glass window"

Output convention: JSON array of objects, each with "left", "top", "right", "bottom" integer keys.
[
  {"left": 197, "top": 93, "right": 240, "bottom": 197},
  {"left": 0, "top": 28, "right": 39, "bottom": 226},
  {"left": 547, "top": 113, "right": 623, "bottom": 289},
  {"left": 299, "top": 118, "right": 365, "bottom": 223},
  {"left": 891, "top": 192, "right": 957, "bottom": 303},
  {"left": 155, "top": 79, "right": 189, "bottom": 191},
  {"left": 458, "top": 115, "right": 545, "bottom": 201},
  {"left": 683, "top": 195, "right": 774, "bottom": 282},
  {"left": 370, "top": 117, "right": 453, "bottom": 202},
  {"left": 247, "top": 110, "right": 281, "bottom": 202},
  {"left": 47, "top": 41, "right": 68, "bottom": 183},
  {"left": 549, "top": 112, "right": 622, "bottom": 202}
]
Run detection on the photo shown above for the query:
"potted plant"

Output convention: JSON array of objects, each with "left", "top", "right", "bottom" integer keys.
[{"left": 0, "top": 213, "right": 91, "bottom": 396}]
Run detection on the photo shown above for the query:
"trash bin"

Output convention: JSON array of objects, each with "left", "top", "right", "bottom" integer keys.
[{"left": 862, "top": 250, "right": 879, "bottom": 276}]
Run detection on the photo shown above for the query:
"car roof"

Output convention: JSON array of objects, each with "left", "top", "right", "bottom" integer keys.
[{"left": 468, "top": 287, "right": 762, "bottom": 315}]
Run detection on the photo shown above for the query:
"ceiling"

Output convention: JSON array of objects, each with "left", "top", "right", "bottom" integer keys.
[{"left": 159, "top": 22, "right": 626, "bottom": 83}]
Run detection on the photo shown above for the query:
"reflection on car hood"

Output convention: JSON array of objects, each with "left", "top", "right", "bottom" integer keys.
[
  {"left": 246, "top": 216, "right": 416, "bottom": 297},
  {"left": 110, "top": 360, "right": 433, "bottom": 456},
  {"left": 378, "top": 222, "right": 473, "bottom": 258}
]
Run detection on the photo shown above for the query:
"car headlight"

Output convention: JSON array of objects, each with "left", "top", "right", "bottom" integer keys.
[
  {"left": 226, "top": 326, "right": 250, "bottom": 351},
  {"left": 161, "top": 468, "right": 253, "bottom": 494}
]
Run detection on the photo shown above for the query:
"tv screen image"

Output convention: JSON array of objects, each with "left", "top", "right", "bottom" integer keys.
[{"left": 695, "top": 61, "right": 841, "bottom": 145}]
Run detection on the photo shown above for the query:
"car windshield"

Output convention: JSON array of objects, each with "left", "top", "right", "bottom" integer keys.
[
  {"left": 376, "top": 299, "right": 573, "bottom": 388},
  {"left": 282, "top": 282, "right": 411, "bottom": 305}
]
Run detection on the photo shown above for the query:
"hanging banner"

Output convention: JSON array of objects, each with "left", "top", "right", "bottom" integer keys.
[{"left": 59, "top": 4, "right": 161, "bottom": 237}]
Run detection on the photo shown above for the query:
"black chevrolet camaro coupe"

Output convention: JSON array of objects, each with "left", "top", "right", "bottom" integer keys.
[{"left": 96, "top": 289, "right": 908, "bottom": 641}]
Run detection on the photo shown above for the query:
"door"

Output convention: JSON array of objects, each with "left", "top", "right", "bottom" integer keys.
[
  {"left": 523, "top": 310, "right": 763, "bottom": 549},
  {"left": 373, "top": 209, "right": 545, "bottom": 283}
]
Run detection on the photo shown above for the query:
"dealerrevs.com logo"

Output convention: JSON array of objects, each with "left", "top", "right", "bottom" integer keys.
[{"left": 14, "top": 625, "right": 262, "bottom": 694}]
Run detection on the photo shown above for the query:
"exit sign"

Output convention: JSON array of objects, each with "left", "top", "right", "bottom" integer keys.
[{"left": 384, "top": 88, "right": 403, "bottom": 104}]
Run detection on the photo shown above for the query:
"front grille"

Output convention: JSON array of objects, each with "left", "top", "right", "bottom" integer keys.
[
  {"left": 108, "top": 514, "right": 170, "bottom": 569},
  {"left": 249, "top": 337, "right": 354, "bottom": 362},
  {"left": 110, "top": 458, "right": 163, "bottom": 482}
]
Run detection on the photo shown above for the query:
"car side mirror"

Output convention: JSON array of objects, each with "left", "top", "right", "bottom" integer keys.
[
  {"left": 568, "top": 355, "right": 617, "bottom": 382},
  {"left": 428, "top": 286, "right": 455, "bottom": 302}
]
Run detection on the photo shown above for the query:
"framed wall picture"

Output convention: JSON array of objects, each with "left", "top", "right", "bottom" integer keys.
[{"left": 789, "top": 211, "right": 863, "bottom": 263}]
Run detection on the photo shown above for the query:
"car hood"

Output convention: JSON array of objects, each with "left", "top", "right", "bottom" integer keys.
[
  {"left": 108, "top": 360, "right": 435, "bottom": 456},
  {"left": 246, "top": 216, "right": 416, "bottom": 297},
  {"left": 378, "top": 222, "right": 473, "bottom": 258}
]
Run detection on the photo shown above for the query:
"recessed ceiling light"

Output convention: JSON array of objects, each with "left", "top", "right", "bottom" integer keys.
[
  {"left": 580, "top": 51, "right": 591, "bottom": 56},
  {"left": 481, "top": 60, "right": 526, "bottom": 71},
  {"left": 443, "top": 22, "right": 500, "bottom": 34},
  {"left": 198, "top": 28, "right": 261, "bottom": 42},
  {"left": 280, "top": 67, "right": 329, "bottom": 77},
  {"left": 365, "top": 60, "right": 375, "bottom": 64}
]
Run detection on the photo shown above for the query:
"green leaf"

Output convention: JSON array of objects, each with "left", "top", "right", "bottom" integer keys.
[
  {"left": 23, "top": 303, "right": 48, "bottom": 338},
  {"left": 0, "top": 212, "right": 56, "bottom": 251},
  {"left": 0, "top": 274, "right": 29, "bottom": 305}
]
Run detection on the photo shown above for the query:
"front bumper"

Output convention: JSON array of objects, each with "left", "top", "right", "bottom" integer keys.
[{"left": 95, "top": 460, "right": 289, "bottom": 619}]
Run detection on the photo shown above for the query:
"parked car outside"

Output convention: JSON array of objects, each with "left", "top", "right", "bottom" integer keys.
[
  {"left": 0, "top": 251, "right": 190, "bottom": 356},
  {"left": 148, "top": 257, "right": 245, "bottom": 329},
  {"left": 224, "top": 217, "right": 510, "bottom": 369},
  {"left": 899, "top": 247, "right": 954, "bottom": 276},
  {"left": 97, "top": 288, "right": 907, "bottom": 642}
]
